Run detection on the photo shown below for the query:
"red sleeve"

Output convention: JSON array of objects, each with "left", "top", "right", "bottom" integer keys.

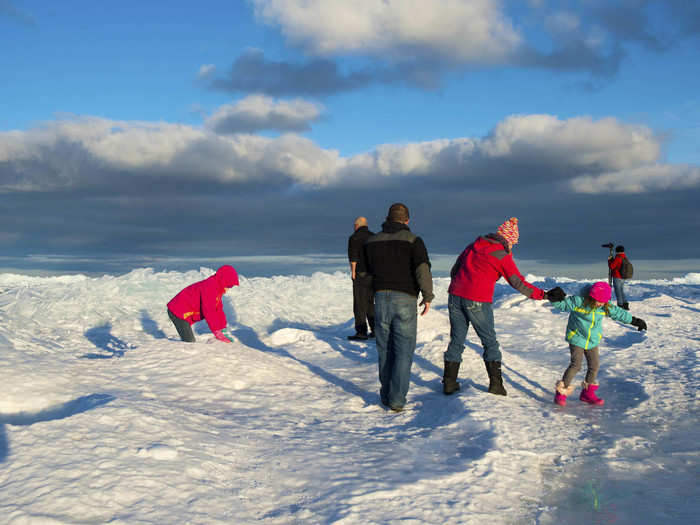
[
  {"left": 609, "top": 255, "right": 622, "bottom": 271},
  {"left": 608, "top": 255, "right": 623, "bottom": 278},
  {"left": 201, "top": 284, "right": 227, "bottom": 332},
  {"left": 500, "top": 254, "right": 545, "bottom": 299}
]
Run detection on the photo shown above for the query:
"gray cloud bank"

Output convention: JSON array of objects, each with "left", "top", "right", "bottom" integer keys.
[
  {"left": 206, "top": 49, "right": 378, "bottom": 96},
  {"left": 207, "top": 1, "right": 700, "bottom": 96},
  {"left": 2, "top": 113, "right": 699, "bottom": 263}
]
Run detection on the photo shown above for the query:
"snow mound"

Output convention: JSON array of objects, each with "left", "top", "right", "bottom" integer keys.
[{"left": 0, "top": 268, "right": 698, "bottom": 524}]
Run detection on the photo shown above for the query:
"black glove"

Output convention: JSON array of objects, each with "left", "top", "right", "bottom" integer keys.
[
  {"left": 630, "top": 317, "right": 647, "bottom": 331},
  {"left": 544, "top": 287, "right": 566, "bottom": 302}
]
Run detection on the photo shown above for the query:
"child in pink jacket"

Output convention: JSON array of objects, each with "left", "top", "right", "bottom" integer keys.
[{"left": 167, "top": 265, "right": 239, "bottom": 343}]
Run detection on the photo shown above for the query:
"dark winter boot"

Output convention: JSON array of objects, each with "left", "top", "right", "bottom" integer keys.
[
  {"left": 485, "top": 360, "right": 507, "bottom": 396},
  {"left": 621, "top": 302, "right": 630, "bottom": 310},
  {"left": 442, "top": 361, "right": 461, "bottom": 395}
]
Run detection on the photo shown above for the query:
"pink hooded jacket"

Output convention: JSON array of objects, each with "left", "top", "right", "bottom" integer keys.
[{"left": 167, "top": 265, "right": 239, "bottom": 332}]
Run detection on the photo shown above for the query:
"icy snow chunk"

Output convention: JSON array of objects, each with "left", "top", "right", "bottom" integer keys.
[
  {"left": 136, "top": 443, "right": 179, "bottom": 460},
  {"left": 268, "top": 327, "right": 316, "bottom": 346}
]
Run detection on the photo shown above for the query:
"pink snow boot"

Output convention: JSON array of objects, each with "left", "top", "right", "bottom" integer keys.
[
  {"left": 579, "top": 382, "right": 605, "bottom": 405},
  {"left": 554, "top": 381, "right": 573, "bottom": 406},
  {"left": 554, "top": 392, "right": 567, "bottom": 406}
]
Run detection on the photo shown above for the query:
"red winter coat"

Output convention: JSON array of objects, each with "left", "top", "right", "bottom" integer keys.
[
  {"left": 167, "top": 265, "right": 239, "bottom": 332},
  {"left": 448, "top": 235, "right": 545, "bottom": 303},
  {"left": 608, "top": 253, "right": 626, "bottom": 279}
]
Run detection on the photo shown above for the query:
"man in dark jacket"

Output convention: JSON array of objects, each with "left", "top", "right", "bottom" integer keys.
[
  {"left": 363, "top": 203, "right": 434, "bottom": 412},
  {"left": 608, "top": 245, "right": 629, "bottom": 309},
  {"left": 347, "top": 216, "right": 375, "bottom": 340}
]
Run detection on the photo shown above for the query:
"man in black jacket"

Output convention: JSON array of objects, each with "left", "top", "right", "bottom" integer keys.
[
  {"left": 364, "top": 203, "right": 434, "bottom": 412},
  {"left": 347, "top": 216, "right": 375, "bottom": 340}
]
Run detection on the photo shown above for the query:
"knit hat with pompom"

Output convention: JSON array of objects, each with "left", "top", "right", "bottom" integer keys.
[{"left": 497, "top": 217, "right": 519, "bottom": 247}]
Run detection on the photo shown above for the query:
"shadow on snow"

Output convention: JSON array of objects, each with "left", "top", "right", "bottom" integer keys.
[
  {"left": 82, "top": 323, "right": 133, "bottom": 359},
  {"left": 535, "top": 377, "right": 700, "bottom": 524},
  {"left": 0, "top": 393, "right": 115, "bottom": 463},
  {"left": 140, "top": 309, "right": 166, "bottom": 339},
  {"left": 231, "top": 322, "right": 378, "bottom": 407}
]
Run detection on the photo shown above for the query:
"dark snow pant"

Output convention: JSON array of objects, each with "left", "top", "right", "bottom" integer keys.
[
  {"left": 168, "top": 308, "right": 195, "bottom": 342},
  {"left": 352, "top": 274, "right": 375, "bottom": 336},
  {"left": 562, "top": 344, "right": 599, "bottom": 386}
]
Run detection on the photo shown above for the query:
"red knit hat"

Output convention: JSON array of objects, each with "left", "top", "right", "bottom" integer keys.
[{"left": 497, "top": 217, "right": 519, "bottom": 246}]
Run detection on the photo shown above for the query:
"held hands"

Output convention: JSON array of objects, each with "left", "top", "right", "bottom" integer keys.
[
  {"left": 544, "top": 287, "right": 566, "bottom": 302},
  {"left": 630, "top": 317, "right": 647, "bottom": 331},
  {"left": 213, "top": 329, "right": 232, "bottom": 343}
]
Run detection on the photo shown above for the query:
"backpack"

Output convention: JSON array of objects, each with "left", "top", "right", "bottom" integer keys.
[{"left": 619, "top": 257, "right": 633, "bottom": 279}]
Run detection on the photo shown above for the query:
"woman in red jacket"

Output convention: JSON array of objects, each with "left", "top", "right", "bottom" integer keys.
[
  {"left": 442, "top": 218, "right": 565, "bottom": 396},
  {"left": 167, "top": 265, "right": 239, "bottom": 343}
]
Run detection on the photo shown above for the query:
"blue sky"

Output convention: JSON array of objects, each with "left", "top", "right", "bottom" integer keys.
[{"left": 2, "top": 0, "right": 700, "bottom": 268}]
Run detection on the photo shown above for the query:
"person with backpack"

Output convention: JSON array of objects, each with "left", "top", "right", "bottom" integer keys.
[
  {"left": 167, "top": 265, "right": 239, "bottom": 343},
  {"left": 608, "top": 245, "right": 632, "bottom": 310},
  {"left": 549, "top": 282, "right": 647, "bottom": 406}
]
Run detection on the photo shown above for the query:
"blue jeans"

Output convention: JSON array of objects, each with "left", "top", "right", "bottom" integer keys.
[
  {"left": 444, "top": 294, "right": 501, "bottom": 363},
  {"left": 374, "top": 291, "right": 418, "bottom": 408},
  {"left": 613, "top": 277, "right": 627, "bottom": 306}
]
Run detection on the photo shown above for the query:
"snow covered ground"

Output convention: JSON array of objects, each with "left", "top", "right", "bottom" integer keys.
[{"left": 1, "top": 268, "right": 698, "bottom": 524}]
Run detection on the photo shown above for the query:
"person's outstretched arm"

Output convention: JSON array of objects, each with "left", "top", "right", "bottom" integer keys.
[{"left": 500, "top": 255, "right": 545, "bottom": 299}]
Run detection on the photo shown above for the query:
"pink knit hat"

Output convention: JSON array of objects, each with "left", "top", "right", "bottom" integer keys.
[
  {"left": 589, "top": 281, "right": 611, "bottom": 303},
  {"left": 497, "top": 217, "right": 519, "bottom": 246}
]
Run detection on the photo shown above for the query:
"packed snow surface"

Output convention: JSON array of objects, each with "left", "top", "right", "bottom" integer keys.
[{"left": 1, "top": 268, "right": 698, "bottom": 524}]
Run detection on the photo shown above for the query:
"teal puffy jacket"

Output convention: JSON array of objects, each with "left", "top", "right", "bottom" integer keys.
[{"left": 551, "top": 295, "right": 633, "bottom": 349}]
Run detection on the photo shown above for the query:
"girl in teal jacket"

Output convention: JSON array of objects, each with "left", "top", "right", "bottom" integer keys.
[{"left": 550, "top": 282, "right": 647, "bottom": 406}]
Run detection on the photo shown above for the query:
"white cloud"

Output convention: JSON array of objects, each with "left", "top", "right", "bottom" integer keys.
[
  {"left": 251, "top": 0, "right": 522, "bottom": 63},
  {"left": 0, "top": 114, "right": 694, "bottom": 195},
  {"left": 204, "top": 95, "right": 324, "bottom": 134},
  {"left": 342, "top": 138, "right": 475, "bottom": 182},
  {"left": 0, "top": 116, "right": 340, "bottom": 191},
  {"left": 571, "top": 164, "right": 700, "bottom": 194},
  {"left": 480, "top": 114, "right": 660, "bottom": 171},
  {"left": 197, "top": 64, "right": 216, "bottom": 79}
]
